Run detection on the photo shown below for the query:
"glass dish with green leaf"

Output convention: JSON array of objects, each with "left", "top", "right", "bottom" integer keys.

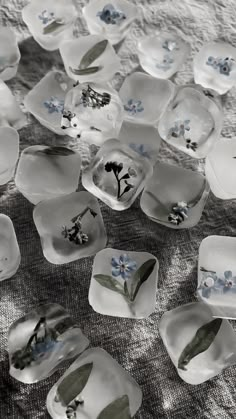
[
  {"left": 47, "top": 347, "right": 142, "bottom": 419},
  {"left": 22, "top": 0, "right": 78, "bottom": 51},
  {"left": 89, "top": 248, "right": 159, "bottom": 318},
  {"left": 159, "top": 302, "right": 236, "bottom": 384},
  {"left": 9, "top": 304, "right": 89, "bottom": 383},
  {"left": 60, "top": 35, "right": 120, "bottom": 83}
]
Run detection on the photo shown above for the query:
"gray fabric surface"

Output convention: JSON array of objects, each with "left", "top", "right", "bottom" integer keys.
[{"left": 1, "top": 0, "right": 236, "bottom": 418}]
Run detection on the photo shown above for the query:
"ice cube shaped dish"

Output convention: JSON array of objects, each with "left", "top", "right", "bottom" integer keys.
[
  {"left": 159, "top": 302, "right": 236, "bottom": 384},
  {"left": 0, "top": 127, "right": 19, "bottom": 185},
  {"left": 140, "top": 162, "right": 210, "bottom": 229},
  {"left": 119, "top": 72, "right": 175, "bottom": 125},
  {"left": 24, "top": 71, "right": 74, "bottom": 135},
  {"left": 82, "top": 0, "right": 139, "bottom": 45},
  {"left": 0, "top": 27, "right": 21, "bottom": 81},
  {"left": 60, "top": 36, "right": 120, "bottom": 83},
  {"left": 22, "top": 0, "right": 78, "bottom": 51},
  {"left": 33, "top": 191, "right": 107, "bottom": 264},
  {"left": 0, "top": 214, "right": 20, "bottom": 281},
  {"left": 138, "top": 32, "right": 190, "bottom": 79},
  {"left": 82, "top": 139, "right": 153, "bottom": 211},
  {"left": 15, "top": 145, "right": 81, "bottom": 205},
  {"left": 118, "top": 121, "right": 161, "bottom": 166},
  {"left": 61, "top": 81, "right": 124, "bottom": 146},
  {"left": 0, "top": 80, "right": 26, "bottom": 130},
  {"left": 89, "top": 248, "right": 159, "bottom": 318},
  {"left": 158, "top": 86, "right": 223, "bottom": 159},
  {"left": 194, "top": 42, "right": 236, "bottom": 95},
  {"left": 205, "top": 138, "right": 236, "bottom": 199},
  {"left": 9, "top": 303, "right": 89, "bottom": 383},
  {"left": 47, "top": 347, "right": 142, "bottom": 419},
  {"left": 197, "top": 236, "right": 236, "bottom": 319}
]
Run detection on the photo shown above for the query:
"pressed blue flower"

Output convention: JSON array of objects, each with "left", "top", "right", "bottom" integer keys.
[
  {"left": 162, "top": 40, "right": 179, "bottom": 52},
  {"left": 97, "top": 4, "right": 126, "bottom": 25},
  {"left": 111, "top": 254, "right": 137, "bottom": 279},
  {"left": 44, "top": 97, "right": 64, "bottom": 114},
  {"left": 129, "top": 143, "right": 151, "bottom": 159},
  {"left": 38, "top": 10, "right": 55, "bottom": 25},
  {"left": 169, "top": 119, "right": 190, "bottom": 138},
  {"left": 219, "top": 58, "right": 234, "bottom": 76},
  {"left": 124, "top": 99, "right": 144, "bottom": 116},
  {"left": 199, "top": 267, "right": 236, "bottom": 298},
  {"left": 156, "top": 54, "right": 174, "bottom": 71},
  {"left": 206, "top": 56, "right": 234, "bottom": 76},
  {"left": 31, "top": 337, "right": 62, "bottom": 359},
  {"left": 199, "top": 268, "right": 218, "bottom": 299},
  {"left": 168, "top": 201, "right": 189, "bottom": 225}
]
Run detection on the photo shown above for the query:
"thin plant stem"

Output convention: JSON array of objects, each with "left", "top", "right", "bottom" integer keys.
[
  {"left": 114, "top": 171, "right": 121, "bottom": 199},
  {"left": 71, "top": 206, "right": 95, "bottom": 224},
  {"left": 25, "top": 317, "right": 46, "bottom": 350}
]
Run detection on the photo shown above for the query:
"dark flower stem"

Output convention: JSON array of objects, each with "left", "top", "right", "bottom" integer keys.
[
  {"left": 71, "top": 206, "right": 97, "bottom": 224},
  {"left": 114, "top": 171, "right": 121, "bottom": 199},
  {"left": 119, "top": 187, "right": 130, "bottom": 199},
  {"left": 25, "top": 317, "right": 47, "bottom": 351},
  {"left": 114, "top": 172, "right": 132, "bottom": 199}
]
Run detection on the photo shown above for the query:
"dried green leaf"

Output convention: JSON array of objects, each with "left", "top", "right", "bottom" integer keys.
[
  {"left": 43, "top": 20, "right": 65, "bottom": 35},
  {"left": 93, "top": 274, "right": 125, "bottom": 297},
  {"left": 69, "top": 66, "right": 102, "bottom": 75},
  {"left": 130, "top": 259, "right": 156, "bottom": 302},
  {"left": 56, "top": 362, "right": 93, "bottom": 406},
  {"left": 97, "top": 395, "right": 132, "bottom": 419},
  {"left": 79, "top": 40, "right": 108, "bottom": 70},
  {"left": 178, "top": 318, "right": 223, "bottom": 371},
  {"left": 37, "top": 147, "right": 75, "bottom": 156}
]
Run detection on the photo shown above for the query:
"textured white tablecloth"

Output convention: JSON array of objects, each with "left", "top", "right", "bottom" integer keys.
[{"left": 1, "top": 0, "right": 236, "bottom": 418}]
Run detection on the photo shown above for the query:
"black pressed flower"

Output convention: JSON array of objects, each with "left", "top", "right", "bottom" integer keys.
[
  {"left": 12, "top": 347, "right": 33, "bottom": 370},
  {"left": 104, "top": 161, "right": 123, "bottom": 174},
  {"left": 186, "top": 139, "right": 198, "bottom": 152},
  {"left": 81, "top": 85, "right": 111, "bottom": 109},
  {"left": 62, "top": 207, "right": 97, "bottom": 246},
  {"left": 105, "top": 161, "right": 114, "bottom": 172}
]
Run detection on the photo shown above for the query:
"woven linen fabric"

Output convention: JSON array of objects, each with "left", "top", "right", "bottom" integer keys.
[{"left": 1, "top": 0, "right": 236, "bottom": 418}]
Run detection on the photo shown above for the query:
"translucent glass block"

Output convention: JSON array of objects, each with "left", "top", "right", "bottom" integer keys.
[
  {"left": 59, "top": 35, "right": 120, "bottom": 83},
  {"left": 22, "top": 0, "right": 78, "bottom": 51},
  {"left": 0, "top": 80, "right": 26, "bottom": 130},
  {"left": 140, "top": 162, "right": 210, "bottom": 229},
  {"left": 61, "top": 81, "right": 124, "bottom": 146},
  {"left": 82, "top": 139, "right": 153, "bottom": 210},
  {"left": 119, "top": 72, "right": 175, "bottom": 125},
  {"left": 47, "top": 347, "right": 142, "bottom": 419},
  {"left": 159, "top": 302, "right": 236, "bottom": 384},
  {"left": 194, "top": 42, "right": 236, "bottom": 95},
  {"left": 196, "top": 235, "right": 236, "bottom": 319},
  {"left": 82, "top": 0, "right": 139, "bottom": 45},
  {"left": 33, "top": 191, "right": 107, "bottom": 264},
  {"left": 118, "top": 121, "right": 161, "bottom": 166},
  {"left": 191, "top": 83, "right": 223, "bottom": 110},
  {"left": 158, "top": 86, "right": 223, "bottom": 159},
  {"left": 205, "top": 138, "right": 236, "bottom": 199},
  {"left": 0, "top": 27, "right": 21, "bottom": 81},
  {"left": 138, "top": 32, "right": 190, "bottom": 79},
  {"left": 89, "top": 248, "right": 159, "bottom": 318},
  {"left": 0, "top": 127, "right": 19, "bottom": 185},
  {"left": 9, "top": 303, "right": 89, "bottom": 383},
  {"left": 0, "top": 214, "right": 20, "bottom": 281},
  {"left": 24, "top": 71, "right": 74, "bottom": 135},
  {"left": 15, "top": 145, "right": 81, "bottom": 205}
]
